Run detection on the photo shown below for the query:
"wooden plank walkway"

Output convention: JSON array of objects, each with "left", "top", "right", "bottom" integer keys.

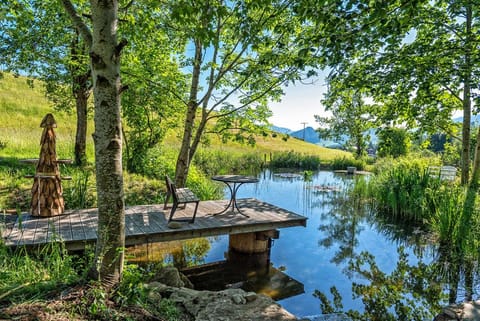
[{"left": 2, "top": 198, "right": 307, "bottom": 251}]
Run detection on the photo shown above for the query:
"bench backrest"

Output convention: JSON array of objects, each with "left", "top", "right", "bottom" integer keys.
[
  {"left": 165, "top": 175, "right": 182, "bottom": 202},
  {"left": 165, "top": 175, "right": 174, "bottom": 193}
]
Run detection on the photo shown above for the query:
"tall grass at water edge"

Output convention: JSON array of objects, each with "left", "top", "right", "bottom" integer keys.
[
  {"left": 268, "top": 150, "right": 321, "bottom": 170},
  {"left": 0, "top": 241, "right": 83, "bottom": 304},
  {"left": 367, "top": 156, "right": 445, "bottom": 223},
  {"left": 331, "top": 156, "right": 367, "bottom": 171},
  {"left": 193, "top": 149, "right": 264, "bottom": 176}
]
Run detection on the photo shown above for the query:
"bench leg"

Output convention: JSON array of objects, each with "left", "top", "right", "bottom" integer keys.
[
  {"left": 168, "top": 203, "right": 178, "bottom": 222},
  {"left": 164, "top": 190, "right": 172, "bottom": 209},
  {"left": 190, "top": 201, "right": 199, "bottom": 223}
]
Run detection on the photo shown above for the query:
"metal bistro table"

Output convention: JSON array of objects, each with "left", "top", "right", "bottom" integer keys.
[{"left": 211, "top": 175, "right": 259, "bottom": 217}]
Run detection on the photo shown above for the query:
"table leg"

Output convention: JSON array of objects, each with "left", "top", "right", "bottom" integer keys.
[{"left": 212, "top": 182, "right": 249, "bottom": 217}]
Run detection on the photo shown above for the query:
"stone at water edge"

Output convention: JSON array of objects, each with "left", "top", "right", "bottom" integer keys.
[{"left": 167, "top": 221, "right": 183, "bottom": 229}]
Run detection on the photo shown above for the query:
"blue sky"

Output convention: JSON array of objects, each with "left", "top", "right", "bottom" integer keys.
[{"left": 268, "top": 77, "right": 330, "bottom": 131}]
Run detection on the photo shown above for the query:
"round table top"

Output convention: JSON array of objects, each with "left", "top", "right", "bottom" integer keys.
[{"left": 211, "top": 175, "right": 259, "bottom": 184}]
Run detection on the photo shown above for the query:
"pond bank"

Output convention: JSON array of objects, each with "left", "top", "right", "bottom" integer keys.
[{"left": 435, "top": 301, "right": 480, "bottom": 321}]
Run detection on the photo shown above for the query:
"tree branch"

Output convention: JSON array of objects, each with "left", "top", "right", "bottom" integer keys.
[{"left": 60, "top": 0, "right": 92, "bottom": 48}]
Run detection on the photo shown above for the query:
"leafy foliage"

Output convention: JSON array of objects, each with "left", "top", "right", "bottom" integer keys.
[
  {"left": 316, "top": 84, "right": 377, "bottom": 158},
  {"left": 377, "top": 127, "right": 410, "bottom": 158}
]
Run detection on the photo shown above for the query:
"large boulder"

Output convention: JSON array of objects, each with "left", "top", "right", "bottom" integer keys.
[{"left": 149, "top": 283, "right": 298, "bottom": 321}]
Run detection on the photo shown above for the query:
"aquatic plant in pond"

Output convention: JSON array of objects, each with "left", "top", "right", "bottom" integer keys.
[{"left": 367, "top": 156, "right": 444, "bottom": 223}]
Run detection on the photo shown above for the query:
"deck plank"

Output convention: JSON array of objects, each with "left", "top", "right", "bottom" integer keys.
[{"left": 5, "top": 199, "right": 307, "bottom": 250}]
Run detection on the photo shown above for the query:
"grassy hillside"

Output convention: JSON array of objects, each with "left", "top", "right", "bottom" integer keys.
[
  {"left": 0, "top": 73, "right": 95, "bottom": 159},
  {"left": 0, "top": 72, "right": 350, "bottom": 162}
]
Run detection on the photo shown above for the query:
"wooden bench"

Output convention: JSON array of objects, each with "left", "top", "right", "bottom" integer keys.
[{"left": 164, "top": 175, "right": 199, "bottom": 223}]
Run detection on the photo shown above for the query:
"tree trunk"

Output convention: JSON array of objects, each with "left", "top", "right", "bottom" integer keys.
[
  {"left": 460, "top": 83, "right": 471, "bottom": 186},
  {"left": 73, "top": 75, "right": 90, "bottom": 166},
  {"left": 460, "top": 4, "right": 472, "bottom": 185},
  {"left": 89, "top": 0, "right": 125, "bottom": 286},
  {"left": 461, "top": 127, "right": 480, "bottom": 245},
  {"left": 175, "top": 39, "right": 202, "bottom": 187},
  {"left": 71, "top": 32, "right": 91, "bottom": 166}
]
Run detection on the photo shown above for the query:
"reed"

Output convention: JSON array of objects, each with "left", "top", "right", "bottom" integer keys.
[
  {"left": 368, "top": 156, "right": 443, "bottom": 223},
  {"left": 331, "top": 156, "right": 366, "bottom": 171},
  {"left": 269, "top": 150, "right": 321, "bottom": 170}
]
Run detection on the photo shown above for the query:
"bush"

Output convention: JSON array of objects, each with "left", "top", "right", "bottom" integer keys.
[
  {"left": 269, "top": 151, "right": 321, "bottom": 170},
  {"left": 331, "top": 156, "right": 366, "bottom": 171},
  {"left": 193, "top": 150, "right": 263, "bottom": 176}
]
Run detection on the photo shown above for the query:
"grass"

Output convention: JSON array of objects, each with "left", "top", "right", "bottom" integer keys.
[
  {"left": 0, "top": 72, "right": 349, "bottom": 161},
  {"left": 0, "top": 73, "right": 95, "bottom": 160}
]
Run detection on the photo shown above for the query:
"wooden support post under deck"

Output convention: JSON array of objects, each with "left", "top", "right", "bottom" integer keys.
[
  {"left": 228, "top": 230, "right": 280, "bottom": 269},
  {"left": 229, "top": 230, "right": 279, "bottom": 254}
]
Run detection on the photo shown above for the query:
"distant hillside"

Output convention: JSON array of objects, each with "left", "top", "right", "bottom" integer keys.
[
  {"left": 270, "top": 125, "right": 291, "bottom": 134},
  {"left": 453, "top": 115, "right": 480, "bottom": 124},
  {"left": 289, "top": 126, "right": 321, "bottom": 144}
]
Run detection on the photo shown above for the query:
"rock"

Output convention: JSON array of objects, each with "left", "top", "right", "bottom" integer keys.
[
  {"left": 150, "top": 266, "right": 193, "bottom": 288},
  {"left": 443, "top": 305, "right": 461, "bottom": 319},
  {"left": 435, "top": 301, "right": 480, "bottom": 321},
  {"left": 180, "top": 272, "right": 194, "bottom": 289},
  {"left": 231, "top": 293, "right": 246, "bottom": 305},
  {"left": 244, "top": 292, "right": 257, "bottom": 302},
  {"left": 167, "top": 221, "right": 183, "bottom": 229},
  {"left": 146, "top": 266, "right": 298, "bottom": 320}
]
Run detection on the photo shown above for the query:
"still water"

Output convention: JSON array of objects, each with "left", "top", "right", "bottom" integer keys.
[{"left": 197, "top": 170, "right": 437, "bottom": 317}]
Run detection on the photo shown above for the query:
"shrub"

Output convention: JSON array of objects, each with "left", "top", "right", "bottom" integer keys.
[
  {"left": 331, "top": 156, "right": 365, "bottom": 171},
  {"left": 193, "top": 150, "right": 263, "bottom": 176},
  {"left": 269, "top": 151, "right": 321, "bottom": 170}
]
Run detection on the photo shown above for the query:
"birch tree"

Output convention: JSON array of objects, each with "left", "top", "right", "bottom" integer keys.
[
  {"left": 158, "top": 0, "right": 316, "bottom": 187},
  {"left": 61, "top": 0, "right": 125, "bottom": 286}
]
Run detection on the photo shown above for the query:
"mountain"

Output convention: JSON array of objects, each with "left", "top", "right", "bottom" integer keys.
[
  {"left": 270, "top": 125, "right": 292, "bottom": 134},
  {"left": 453, "top": 115, "right": 480, "bottom": 124},
  {"left": 289, "top": 126, "right": 321, "bottom": 144}
]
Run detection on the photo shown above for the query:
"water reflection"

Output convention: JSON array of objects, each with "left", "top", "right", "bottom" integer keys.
[
  {"left": 181, "top": 259, "right": 305, "bottom": 301},
  {"left": 127, "top": 238, "right": 211, "bottom": 268},
  {"left": 128, "top": 170, "right": 477, "bottom": 318}
]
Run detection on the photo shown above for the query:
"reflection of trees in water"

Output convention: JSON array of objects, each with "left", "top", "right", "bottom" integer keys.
[
  {"left": 315, "top": 247, "right": 445, "bottom": 321},
  {"left": 314, "top": 184, "right": 450, "bottom": 319},
  {"left": 168, "top": 238, "right": 211, "bottom": 269},
  {"left": 371, "top": 211, "right": 434, "bottom": 262},
  {"left": 126, "top": 238, "right": 211, "bottom": 268},
  {"left": 315, "top": 178, "right": 479, "bottom": 319},
  {"left": 374, "top": 202, "right": 478, "bottom": 304},
  {"left": 317, "top": 190, "right": 367, "bottom": 270}
]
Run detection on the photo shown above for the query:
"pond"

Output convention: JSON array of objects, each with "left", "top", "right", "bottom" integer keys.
[
  {"left": 195, "top": 170, "right": 435, "bottom": 317},
  {"left": 129, "top": 169, "right": 472, "bottom": 319}
]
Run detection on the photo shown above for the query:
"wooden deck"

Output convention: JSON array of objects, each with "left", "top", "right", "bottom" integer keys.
[{"left": 2, "top": 198, "right": 307, "bottom": 251}]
